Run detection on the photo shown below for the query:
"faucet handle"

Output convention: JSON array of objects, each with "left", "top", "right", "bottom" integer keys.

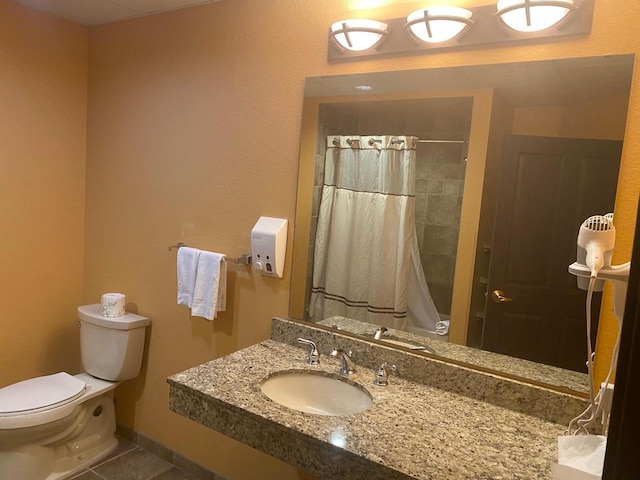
[
  {"left": 374, "top": 362, "right": 397, "bottom": 386},
  {"left": 297, "top": 338, "right": 320, "bottom": 365}
]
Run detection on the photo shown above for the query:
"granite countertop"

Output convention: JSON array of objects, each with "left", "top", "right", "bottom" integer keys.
[{"left": 168, "top": 339, "right": 564, "bottom": 480}]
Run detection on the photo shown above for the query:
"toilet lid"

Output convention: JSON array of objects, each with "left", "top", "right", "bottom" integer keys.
[{"left": 0, "top": 372, "right": 86, "bottom": 414}]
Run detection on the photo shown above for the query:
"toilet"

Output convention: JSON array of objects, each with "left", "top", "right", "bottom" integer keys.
[{"left": 0, "top": 304, "right": 150, "bottom": 480}]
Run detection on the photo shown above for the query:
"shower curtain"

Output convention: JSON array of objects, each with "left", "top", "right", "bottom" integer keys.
[{"left": 309, "top": 135, "right": 440, "bottom": 331}]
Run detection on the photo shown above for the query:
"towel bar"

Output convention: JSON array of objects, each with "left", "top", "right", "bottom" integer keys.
[
  {"left": 231, "top": 253, "right": 253, "bottom": 265},
  {"left": 169, "top": 243, "right": 251, "bottom": 265}
]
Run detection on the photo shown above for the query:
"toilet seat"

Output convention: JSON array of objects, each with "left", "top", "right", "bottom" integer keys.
[
  {"left": 0, "top": 373, "right": 117, "bottom": 430},
  {"left": 0, "top": 372, "right": 86, "bottom": 416}
]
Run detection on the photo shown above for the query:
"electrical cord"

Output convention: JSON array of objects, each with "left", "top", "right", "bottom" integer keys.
[
  {"left": 586, "top": 276, "right": 596, "bottom": 407},
  {"left": 599, "top": 329, "right": 621, "bottom": 435},
  {"left": 565, "top": 275, "right": 623, "bottom": 436},
  {"left": 566, "top": 276, "right": 598, "bottom": 435}
]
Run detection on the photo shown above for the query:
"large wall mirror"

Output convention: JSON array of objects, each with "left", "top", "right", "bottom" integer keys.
[{"left": 289, "top": 55, "right": 635, "bottom": 395}]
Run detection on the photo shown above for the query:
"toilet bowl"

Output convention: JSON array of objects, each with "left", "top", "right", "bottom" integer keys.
[{"left": 0, "top": 305, "right": 149, "bottom": 480}]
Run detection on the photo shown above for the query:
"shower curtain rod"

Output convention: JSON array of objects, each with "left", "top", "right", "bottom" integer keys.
[
  {"left": 334, "top": 137, "right": 468, "bottom": 147},
  {"left": 389, "top": 138, "right": 467, "bottom": 145}
]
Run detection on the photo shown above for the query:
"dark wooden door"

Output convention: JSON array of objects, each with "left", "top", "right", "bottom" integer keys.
[{"left": 482, "top": 135, "right": 622, "bottom": 372}]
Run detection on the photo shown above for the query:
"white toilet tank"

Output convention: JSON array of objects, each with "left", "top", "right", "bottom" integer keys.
[{"left": 77, "top": 304, "right": 150, "bottom": 381}]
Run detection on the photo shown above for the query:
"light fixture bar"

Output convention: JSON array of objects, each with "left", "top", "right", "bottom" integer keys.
[{"left": 327, "top": 0, "right": 593, "bottom": 62}]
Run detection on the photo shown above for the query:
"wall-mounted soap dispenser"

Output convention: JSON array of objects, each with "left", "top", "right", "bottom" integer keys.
[{"left": 251, "top": 217, "right": 288, "bottom": 278}]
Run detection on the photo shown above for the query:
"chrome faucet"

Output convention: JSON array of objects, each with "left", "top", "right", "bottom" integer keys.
[
  {"left": 374, "top": 362, "right": 397, "bottom": 386},
  {"left": 373, "top": 326, "right": 388, "bottom": 340},
  {"left": 330, "top": 348, "right": 356, "bottom": 375},
  {"left": 297, "top": 338, "right": 320, "bottom": 365}
]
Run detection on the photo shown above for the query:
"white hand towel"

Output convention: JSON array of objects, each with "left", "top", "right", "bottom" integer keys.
[
  {"left": 191, "top": 251, "right": 227, "bottom": 321},
  {"left": 435, "top": 319, "right": 450, "bottom": 336},
  {"left": 177, "top": 247, "right": 202, "bottom": 308}
]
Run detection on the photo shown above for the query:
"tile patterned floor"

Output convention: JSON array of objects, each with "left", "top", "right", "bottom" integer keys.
[{"left": 70, "top": 437, "right": 197, "bottom": 480}]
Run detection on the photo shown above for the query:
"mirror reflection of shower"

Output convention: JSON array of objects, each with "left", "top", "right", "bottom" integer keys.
[{"left": 304, "top": 99, "right": 472, "bottom": 342}]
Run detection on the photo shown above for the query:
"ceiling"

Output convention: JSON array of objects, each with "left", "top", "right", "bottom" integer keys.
[
  {"left": 306, "top": 55, "right": 635, "bottom": 107},
  {"left": 11, "top": 0, "right": 221, "bottom": 26}
]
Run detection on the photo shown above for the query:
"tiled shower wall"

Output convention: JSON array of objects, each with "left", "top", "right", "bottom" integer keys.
[
  {"left": 415, "top": 140, "right": 467, "bottom": 315},
  {"left": 306, "top": 99, "right": 471, "bottom": 319}
]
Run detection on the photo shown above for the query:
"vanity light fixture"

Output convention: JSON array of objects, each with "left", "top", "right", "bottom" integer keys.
[
  {"left": 406, "top": 6, "right": 473, "bottom": 43},
  {"left": 496, "top": 0, "right": 577, "bottom": 32},
  {"left": 329, "top": 19, "right": 389, "bottom": 51},
  {"left": 326, "top": 0, "right": 592, "bottom": 61}
]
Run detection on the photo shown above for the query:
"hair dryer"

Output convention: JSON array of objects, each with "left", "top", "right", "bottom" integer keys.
[
  {"left": 566, "top": 214, "right": 630, "bottom": 438},
  {"left": 576, "top": 215, "right": 616, "bottom": 291},
  {"left": 570, "top": 214, "right": 630, "bottom": 320}
]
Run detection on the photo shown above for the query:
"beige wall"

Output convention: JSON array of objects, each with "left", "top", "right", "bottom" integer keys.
[
  {"left": 84, "top": 3, "right": 313, "bottom": 478},
  {"left": 0, "top": 1, "right": 87, "bottom": 386},
  {"left": 3, "top": 0, "right": 640, "bottom": 479},
  {"left": 512, "top": 93, "right": 630, "bottom": 140},
  {"left": 85, "top": 2, "right": 640, "bottom": 476}
]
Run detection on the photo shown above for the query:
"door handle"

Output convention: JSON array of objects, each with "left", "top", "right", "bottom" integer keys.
[{"left": 491, "top": 289, "right": 513, "bottom": 304}]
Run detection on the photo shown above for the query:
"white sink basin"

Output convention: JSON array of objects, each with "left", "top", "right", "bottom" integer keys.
[{"left": 260, "top": 371, "right": 372, "bottom": 416}]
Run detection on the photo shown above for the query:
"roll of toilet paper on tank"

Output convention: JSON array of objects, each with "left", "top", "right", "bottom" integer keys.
[{"left": 101, "top": 293, "right": 126, "bottom": 317}]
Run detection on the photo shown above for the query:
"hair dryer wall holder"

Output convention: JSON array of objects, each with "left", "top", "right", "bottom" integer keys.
[{"left": 569, "top": 262, "right": 631, "bottom": 321}]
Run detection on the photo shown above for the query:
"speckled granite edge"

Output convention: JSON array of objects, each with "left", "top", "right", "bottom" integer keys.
[
  {"left": 272, "top": 317, "right": 588, "bottom": 426},
  {"left": 169, "top": 387, "right": 410, "bottom": 480},
  {"left": 168, "top": 340, "right": 563, "bottom": 480}
]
